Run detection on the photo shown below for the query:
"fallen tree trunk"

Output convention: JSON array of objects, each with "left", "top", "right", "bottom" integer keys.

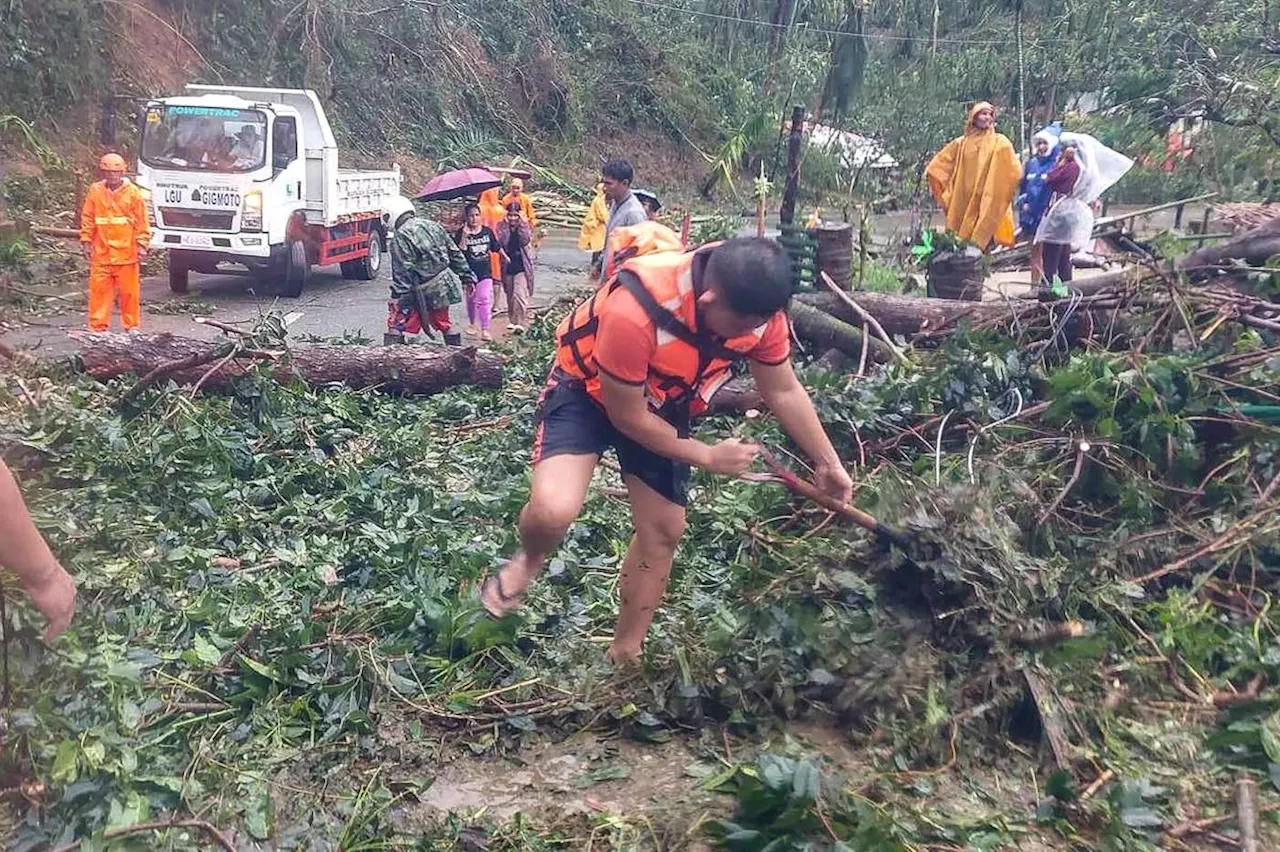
[
  {"left": 68, "top": 331, "right": 503, "bottom": 395},
  {"left": 797, "top": 291, "right": 1010, "bottom": 338},
  {"left": 789, "top": 299, "right": 890, "bottom": 363},
  {"left": 799, "top": 288, "right": 1130, "bottom": 346},
  {"left": 1177, "top": 214, "right": 1280, "bottom": 274}
]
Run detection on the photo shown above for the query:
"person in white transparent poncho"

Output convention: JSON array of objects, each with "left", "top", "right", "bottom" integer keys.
[{"left": 1034, "top": 131, "right": 1134, "bottom": 285}]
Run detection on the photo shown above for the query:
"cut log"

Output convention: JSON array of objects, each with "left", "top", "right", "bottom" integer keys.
[
  {"left": 789, "top": 299, "right": 891, "bottom": 363},
  {"left": 67, "top": 331, "right": 503, "bottom": 395}
]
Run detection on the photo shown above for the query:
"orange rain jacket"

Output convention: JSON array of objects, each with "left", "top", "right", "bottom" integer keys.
[
  {"left": 500, "top": 191, "right": 538, "bottom": 230},
  {"left": 80, "top": 179, "right": 151, "bottom": 265}
]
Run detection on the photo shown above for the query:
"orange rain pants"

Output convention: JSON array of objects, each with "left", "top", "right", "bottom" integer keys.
[{"left": 88, "top": 263, "right": 141, "bottom": 331}]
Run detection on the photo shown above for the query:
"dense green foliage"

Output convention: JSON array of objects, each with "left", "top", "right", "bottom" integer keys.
[{"left": 3, "top": 281, "right": 1280, "bottom": 846}]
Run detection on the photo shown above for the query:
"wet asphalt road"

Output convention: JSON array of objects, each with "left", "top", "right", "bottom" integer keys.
[{"left": 1, "top": 230, "right": 591, "bottom": 354}]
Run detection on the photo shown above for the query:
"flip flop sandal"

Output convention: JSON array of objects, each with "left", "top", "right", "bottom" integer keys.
[{"left": 478, "top": 561, "right": 524, "bottom": 618}]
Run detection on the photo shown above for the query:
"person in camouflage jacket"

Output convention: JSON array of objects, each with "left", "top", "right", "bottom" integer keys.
[{"left": 388, "top": 216, "right": 475, "bottom": 345}]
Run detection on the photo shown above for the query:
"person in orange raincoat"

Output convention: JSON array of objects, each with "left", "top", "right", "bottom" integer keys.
[
  {"left": 478, "top": 186, "right": 505, "bottom": 307},
  {"left": 926, "top": 102, "right": 1023, "bottom": 250},
  {"left": 80, "top": 153, "right": 150, "bottom": 331},
  {"left": 577, "top": 182, "right": 608, "bottom": 281},
  {"left": 500, "top": 177, "right": 538, "bottom": 230}
]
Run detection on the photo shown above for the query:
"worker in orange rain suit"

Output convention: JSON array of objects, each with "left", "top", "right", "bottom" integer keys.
[
  {"left": 925, "top": 101, "right": 1023, "bottom": 250},
  {"left": 476, "top": 221, "right": 853, "bottom": 663},
  {"left": 80, "top": 153, "right": 151, "bottom": 331}
]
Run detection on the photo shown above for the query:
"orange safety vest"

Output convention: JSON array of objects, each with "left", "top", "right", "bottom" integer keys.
[
  {"left": 79, "top": 179, "right": 150, "bottom": 265},
  {"left": 555, "top": 233, "right": 771, "bottom": 416}
]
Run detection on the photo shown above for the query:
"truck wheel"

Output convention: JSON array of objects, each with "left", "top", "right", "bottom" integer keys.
[
  {"left": 169, "top": 256, "right": 190, "bottom": 294},
  {"left": 353, "top": 229, "right": 383, "bottom": 280},
  {"left": 280, "top": 240, "right": 310, "bottom": 298}
]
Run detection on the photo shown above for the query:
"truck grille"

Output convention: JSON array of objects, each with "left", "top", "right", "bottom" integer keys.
[{"left": 159, "top": 208, "right": 235, "bottom": 231}]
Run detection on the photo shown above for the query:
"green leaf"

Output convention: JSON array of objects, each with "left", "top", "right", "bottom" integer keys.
[
  {"left": 1260, "top": 712, "right": 1280, "bottom": 764},
  {"left": 238, "top": 654, "right": 283, "bottom": 682},
  {"left": 244, "top": 782, "right": 272, "bottom": 840},
  {"left": 51, "top": 740, "right": 78, "bottom": 784},
  {"left": 757, "top": 753, "right": 795, "bottom": 790},
  {"left": 791, "top": 760, "right": 821, "bottom": 800},
  {"left": 192, "top": 634, "right": 223, "bottom": 667},
  {"left": 505, "top": 713, "right": 537, "bottom": 732},
  {"left": 107, "top": 660, "right": 141, "bottom": 683}
]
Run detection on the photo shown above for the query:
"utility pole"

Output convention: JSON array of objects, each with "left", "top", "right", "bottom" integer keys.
[{"left": 779, "top": 104, "right": 806, "bottom": 227}]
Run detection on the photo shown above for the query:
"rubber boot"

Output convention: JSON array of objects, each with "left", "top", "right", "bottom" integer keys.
[{"left": 444, "top": 332, "right": 462, "bottom": 347}]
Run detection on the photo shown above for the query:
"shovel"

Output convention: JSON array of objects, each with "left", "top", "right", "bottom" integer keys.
[{"left": 746, "top": 445, "right": 913, "bottom": 550}]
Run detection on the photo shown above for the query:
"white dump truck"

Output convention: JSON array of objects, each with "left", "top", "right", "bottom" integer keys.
[{"left": 134, "top": 85, "right": 416, "bottom": 296}]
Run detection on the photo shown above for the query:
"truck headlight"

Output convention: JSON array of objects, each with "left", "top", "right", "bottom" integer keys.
[{"left": 242, "top": 190, "right": 263, "bottom": 232}]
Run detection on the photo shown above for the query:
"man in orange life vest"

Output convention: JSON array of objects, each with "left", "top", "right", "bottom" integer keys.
[
  {"left": 80, "top": 153, "right": 151, "bottom": 331},
  {"left": 479, "top": 224, "right": 853, "bottom": 663}
]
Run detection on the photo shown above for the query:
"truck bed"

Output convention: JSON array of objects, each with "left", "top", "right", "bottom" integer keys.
[{"left": 308, "top": 167, "right": 404, "bottom": 226}]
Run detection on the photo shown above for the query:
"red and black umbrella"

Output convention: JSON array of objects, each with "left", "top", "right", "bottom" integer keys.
[{"left": 414, "top": 167, "right": 501, "bottom": 202}]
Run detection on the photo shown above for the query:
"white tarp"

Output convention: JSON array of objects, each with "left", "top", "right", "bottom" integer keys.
[{"left": 807, "top": 123, "right": 899, "bottom": 170}]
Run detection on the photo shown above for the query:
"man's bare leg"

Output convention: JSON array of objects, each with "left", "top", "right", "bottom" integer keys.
[
  {"left": 608, "top": 475, "right": 687, "bottom": 663},
  {"left": 481, "top": 452, "right": 597, "bottom": 615}
]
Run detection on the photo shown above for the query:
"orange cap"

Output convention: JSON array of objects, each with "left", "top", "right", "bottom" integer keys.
[{"left": 99, "top": 153, "right": 127, "bottom": 172}]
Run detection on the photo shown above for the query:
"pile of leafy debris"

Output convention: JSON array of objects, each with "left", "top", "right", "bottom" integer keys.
[{"left": 1, "top": 294, "right": 1280, "bottom": 849}]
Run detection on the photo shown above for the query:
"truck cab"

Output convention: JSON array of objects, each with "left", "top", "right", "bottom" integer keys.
[{"left": 136, "top": 86, "right": 415, "bottom": 296}]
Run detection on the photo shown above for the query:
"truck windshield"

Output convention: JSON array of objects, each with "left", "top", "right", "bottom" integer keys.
[{"left": 140, "top": 105, "right": 268, "bottom": 173}]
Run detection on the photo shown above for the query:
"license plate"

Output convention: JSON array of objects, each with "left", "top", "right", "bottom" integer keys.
[{"left": 184, "top": 234, "right": 214, "bottom": 248}]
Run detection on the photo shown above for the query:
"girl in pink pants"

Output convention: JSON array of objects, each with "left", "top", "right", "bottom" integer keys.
[{"left": 456, "top": 202, "right": 501, "bottom": 341}]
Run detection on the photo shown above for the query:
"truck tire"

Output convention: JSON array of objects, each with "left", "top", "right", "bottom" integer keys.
[
  {"left": 280, "top": 240, "right": 310, "bottom": 298},
  {"left": 353, "top": 228, "right": 383, "bottom": 280},
  {"left": 168, "top": 255, "right": 190, "bottom": 294}
]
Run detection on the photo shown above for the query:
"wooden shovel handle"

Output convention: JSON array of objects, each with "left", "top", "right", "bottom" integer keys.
[{"left": 757, "top": 448, "right": 912, "bottom": 548}]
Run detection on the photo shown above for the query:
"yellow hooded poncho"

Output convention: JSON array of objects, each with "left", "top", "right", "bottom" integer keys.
[
  {"left": 926, "top": 102, "right": 1023, "bottom": 249},
  {"left": 577, "top": 183, "right": 609, "bottom": 252}
]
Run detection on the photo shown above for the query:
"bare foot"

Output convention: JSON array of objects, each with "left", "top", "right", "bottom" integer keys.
[{"left": 478, "top": 554, "right": 539, "bottom": 617}]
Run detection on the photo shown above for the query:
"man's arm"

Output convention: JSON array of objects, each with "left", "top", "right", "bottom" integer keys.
[
  {"left": 0, "top": 461, "right": 76, "bottom": 640},
  {"left": 749, "top": 358, "right": 854, "bottom": 504},
  {"left": 599, "top": 375, "right": 757, "bottom": 475}
]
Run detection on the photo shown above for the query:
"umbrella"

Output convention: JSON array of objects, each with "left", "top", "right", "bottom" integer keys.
[{"left": 415, "top": 167, "right": 501, "bottom": 202}]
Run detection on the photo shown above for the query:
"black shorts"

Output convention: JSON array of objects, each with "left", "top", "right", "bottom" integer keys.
[{"left": 532, "top": 375, "right": 691, "bottom": 506}]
